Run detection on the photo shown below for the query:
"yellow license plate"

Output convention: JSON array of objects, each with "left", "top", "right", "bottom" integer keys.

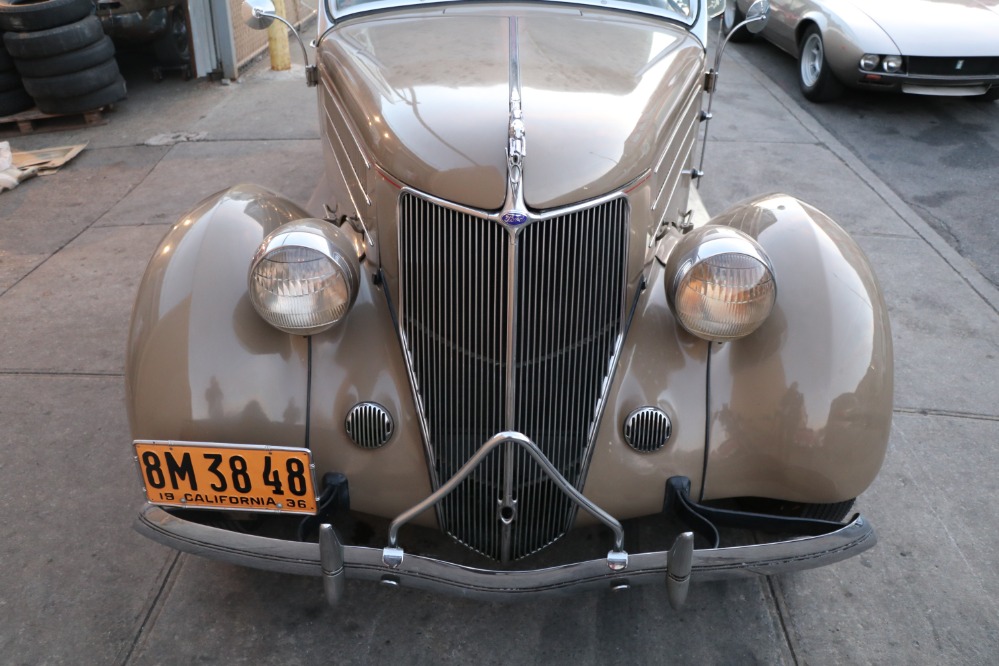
[{"left": 134, "top": 441, "right": 318, "bottom": 514}]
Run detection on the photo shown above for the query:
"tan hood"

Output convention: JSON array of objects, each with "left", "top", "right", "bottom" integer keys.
[{"left": 320, "top": 6, "right": 704, "bottom": 210}]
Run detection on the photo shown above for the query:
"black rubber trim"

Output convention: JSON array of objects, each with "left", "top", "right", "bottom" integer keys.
[{"left": 663, "top": 476, "right": 849, "bottom": 549}]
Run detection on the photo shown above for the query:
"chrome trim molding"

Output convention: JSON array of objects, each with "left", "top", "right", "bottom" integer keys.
[{"left": 135, "top": 506, "right": 876, "bottom": 602}]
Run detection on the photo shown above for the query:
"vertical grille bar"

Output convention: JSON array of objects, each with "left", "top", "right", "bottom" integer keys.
[{"left": 399, "top": 192, "right": 628, "bottom": 561}]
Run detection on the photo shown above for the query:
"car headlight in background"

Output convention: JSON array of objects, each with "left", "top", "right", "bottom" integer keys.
[
  {"left": 249, "top": 219, "right": 360, "bottom": 335},
  {"left": 859, "top": 54, "right": 880, "bottom": 71},
  {"left": 859, "top": 54, "right": 904, "bottom": 75},
  {"left": 664, "top": 226, "right": 776, "bottom": 342},
  {"left": 882, "top": 55, "right": 903, "bottom": 73}
]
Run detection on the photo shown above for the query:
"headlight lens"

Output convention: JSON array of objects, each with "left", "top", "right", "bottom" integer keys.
[
  {"left": 859, "top": 54, "right": 880, "bottom": 71},
  {"left": 665, "top": 227, "right": 776, "bottom": 342},
  {"left": 249, "top": 219, "right": 360, "bottom": 335},
  {"left": 883, "top": 55, "right": 903, "bottom": 73}
]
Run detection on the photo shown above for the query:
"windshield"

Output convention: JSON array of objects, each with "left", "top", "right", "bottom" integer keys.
[{"left": 330, "top": 0, "right": 697, "bottom": 25}]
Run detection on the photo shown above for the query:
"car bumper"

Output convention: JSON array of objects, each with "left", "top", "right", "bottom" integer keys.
[
  {"left": 135, "top": 504, "right": 876, "bottom": 606},
  {"left": 853, "top": 71, "right": 999, "bottom": 96}
]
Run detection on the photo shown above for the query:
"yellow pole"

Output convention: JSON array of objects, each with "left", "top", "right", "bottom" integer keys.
[{"left": 267, "top": 0, "right": 292, "bottom": 71}]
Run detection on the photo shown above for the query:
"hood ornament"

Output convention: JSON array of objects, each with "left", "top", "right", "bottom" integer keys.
[{"left": 502, "top": 74, "right": 529, "bottom": 229}]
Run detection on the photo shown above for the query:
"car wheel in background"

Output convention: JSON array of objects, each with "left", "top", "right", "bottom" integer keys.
[
  {"left": 722, "top": 1, "right": 752, "bottom": 43},
  {"left": 33, "top": 73, "right": 124, "bottom": 114},
  {"left": 798, "top": 26, "right": 843, "bottom": 102},
  {"left": 150, "top": 5, "right": 190, "bottom": 67},
  {"left": 20, "top": 56, "right": 117, "bottom": 98},
  {"left": 12, "top": 33, "right": 113, "bottom": 77},
  {"left": 0, "top": 0, "right": 93, "bottom": 33},
  {"left": 1, "top": 13, "right": 102, "bottom": 59},
  {"left": 0, "top": 83, "right": 31, "bottom": 114}
]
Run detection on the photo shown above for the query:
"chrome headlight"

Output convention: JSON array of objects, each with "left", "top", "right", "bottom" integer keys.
[
  {"left": 665, "top": 226, "right": 776, "bottom": 342},
  {"left": 248, "top": 219, "right": 360, "bottom": 335}
]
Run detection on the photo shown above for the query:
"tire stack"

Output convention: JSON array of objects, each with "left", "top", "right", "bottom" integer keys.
[
  {"left": 0, "top": 29, "right": 32, "bottom": 116},
  {"left": 0, "top": 0, "right": 125, "bottom": 116}
]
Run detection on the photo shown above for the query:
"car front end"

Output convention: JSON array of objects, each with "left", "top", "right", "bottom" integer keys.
[{"left": 126, "top": 0, "right": 892, "bottom": 606}]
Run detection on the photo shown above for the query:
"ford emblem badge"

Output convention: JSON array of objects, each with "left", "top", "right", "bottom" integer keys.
[{"left": 502, "top": 211, "right": 529, "bottom": 226}]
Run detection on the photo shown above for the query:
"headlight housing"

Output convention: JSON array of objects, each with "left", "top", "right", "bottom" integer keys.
[
  {"left": 664, "top": 226, "right": 776, "bottom": 342},
  {"left": 883, "top": 55, "right": 903, "bottom": 73},
  {"left": 248, "top": 219, "right": 360, "bottom": 335},
  {"left": 859, "top": 54, "right": 880, "bottom": 71}
]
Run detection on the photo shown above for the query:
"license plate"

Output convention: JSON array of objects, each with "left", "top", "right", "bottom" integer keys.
[{"left": 134, "top": 440, "right": 318, "bottom": 514}]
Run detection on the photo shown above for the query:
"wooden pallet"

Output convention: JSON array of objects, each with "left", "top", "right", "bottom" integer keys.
[{"left": 0, "top": 104, "right": 110, "bottom": 135}]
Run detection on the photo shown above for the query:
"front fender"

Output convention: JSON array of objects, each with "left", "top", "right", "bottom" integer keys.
[
  {"left": 126, "top": 185, "right": 312, "bottom": 448},
  {"left": 702, "top": 194, "right": 893, "bottom": 504},
  {"left": 127, "top": 184, "right": 436, "bottom": 524},
  {"left": 795, "top": 3, "right": 898, "bottom": 84}
]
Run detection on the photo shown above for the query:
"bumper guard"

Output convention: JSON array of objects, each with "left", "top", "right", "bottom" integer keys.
[{"left": 135, "top": 432, "right": 876, "bottom": 609}]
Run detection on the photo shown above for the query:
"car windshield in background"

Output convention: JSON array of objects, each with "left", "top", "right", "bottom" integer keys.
[{"left": 331, "top": 0, "right": 696, "bottom": 24}]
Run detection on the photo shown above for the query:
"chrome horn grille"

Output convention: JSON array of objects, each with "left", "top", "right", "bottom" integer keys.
[{"left": 399, "top": 192, "right": 628, "bottom": 562}]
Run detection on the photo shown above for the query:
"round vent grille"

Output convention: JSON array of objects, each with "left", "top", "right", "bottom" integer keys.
[
  {"left": 345, "top": 402, "right": 394, "bottom": 449},
  {"left": 623, "top": 407, "right": 672, "bottom": 453}
]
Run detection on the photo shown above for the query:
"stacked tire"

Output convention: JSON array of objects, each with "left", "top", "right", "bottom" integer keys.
[
  {"left": 0, "top": 0, "right": 125, "bottom": 116},
  {"left": 0, "top": 31, "right": 32, "bottom": 116}
]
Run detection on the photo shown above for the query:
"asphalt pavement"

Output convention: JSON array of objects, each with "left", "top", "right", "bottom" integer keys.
[{"left": 1, "top": 35, "right": 998, "bottom": 665}]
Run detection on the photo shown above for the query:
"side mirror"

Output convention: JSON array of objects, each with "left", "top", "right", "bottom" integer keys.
[
  {"left": 744, "top": 0, "right": 770, "bottom": 34},
  {"left": 239, "top": 0, "right": 320, "bottom": 86},
  {"left": 696, "top": 0, "right": 771, "bottom": 188},
  {"left": 723, "top": 0, "right": 769, "bottom": 34},
  {"left": 241, "top": 0, "right": 277, "bottom": 30}
]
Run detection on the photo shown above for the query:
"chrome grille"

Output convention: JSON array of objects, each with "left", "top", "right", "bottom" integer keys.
[{"left": 399, "top": 192, "right": 628, "bottom": 561}]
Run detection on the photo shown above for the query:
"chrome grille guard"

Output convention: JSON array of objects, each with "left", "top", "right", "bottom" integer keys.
[{"left": 134, "top": 437, "right": 877, "bottom": 609}]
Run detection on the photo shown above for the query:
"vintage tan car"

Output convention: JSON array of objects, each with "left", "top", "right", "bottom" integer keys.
[{"left": 127, "top": 0, "right": 892, "bottom": 607}]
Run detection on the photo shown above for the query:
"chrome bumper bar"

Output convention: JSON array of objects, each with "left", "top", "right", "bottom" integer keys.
[{"left": 135, "top": 504, "right": 875, "bottom": 607}]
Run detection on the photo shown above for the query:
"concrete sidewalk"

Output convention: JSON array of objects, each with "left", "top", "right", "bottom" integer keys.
[{"left": 1, "top": 37, "right": 997, "bottom": 665}]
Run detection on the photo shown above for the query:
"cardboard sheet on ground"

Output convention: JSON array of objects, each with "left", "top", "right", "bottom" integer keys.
[
  {"left": 11, "top": 143, "right": 87, "bottom": 174},
  {"left": 0, "top": 141, "right": 86, "bottom": 194}
]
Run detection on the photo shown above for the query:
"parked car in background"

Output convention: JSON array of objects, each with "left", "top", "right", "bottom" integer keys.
[
  {"left": 724, "top": 0, "right": 999, "bottom": 102},
  {"left": 127, "top": 0, "right": 893, "bottom": 606}
]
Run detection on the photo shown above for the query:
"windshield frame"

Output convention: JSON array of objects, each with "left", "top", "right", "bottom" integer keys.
[{"left": 322, "top": 0, "right": 701, "bottom": 29}]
